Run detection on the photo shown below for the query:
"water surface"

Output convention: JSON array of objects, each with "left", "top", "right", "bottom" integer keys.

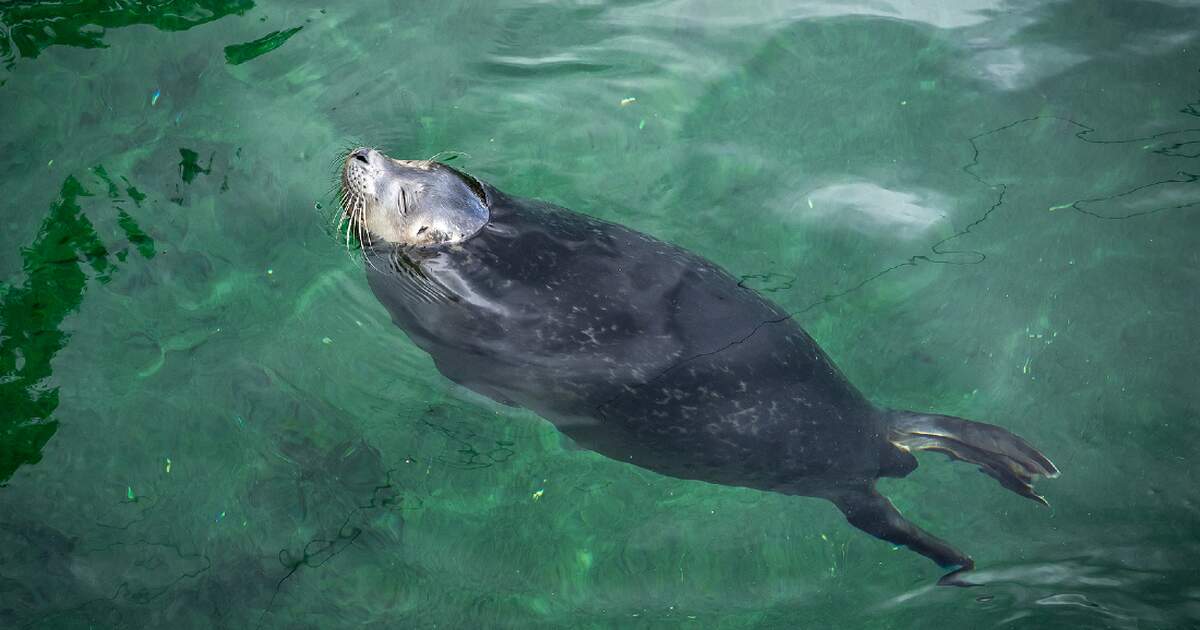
[{"left": 2, "top": 1, "right": 1199, "bottom": 627}]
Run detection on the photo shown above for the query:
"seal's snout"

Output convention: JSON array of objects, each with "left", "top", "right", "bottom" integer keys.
[{"left": 341, "top": 148, "right": 372, "bottom": 199}]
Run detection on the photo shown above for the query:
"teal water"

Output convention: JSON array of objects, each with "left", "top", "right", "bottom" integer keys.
[{"left": 2, "top": 1, "right": 1199, "bottom": 627}]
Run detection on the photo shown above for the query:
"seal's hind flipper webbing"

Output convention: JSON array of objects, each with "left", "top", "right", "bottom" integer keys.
[
  {"left": 826, "top": 486, "right": 974, "bottom": 584},
  {"left": 889, "top": 411, "right": 1059, "bottom": 506}
]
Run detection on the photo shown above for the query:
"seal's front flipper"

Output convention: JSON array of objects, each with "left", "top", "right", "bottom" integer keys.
[
  {"left": 827, "top": 487, "right": 974, "bottom": 583},
  {"left": 888, "top": 411, "right": 1059, "bottom": 505}
]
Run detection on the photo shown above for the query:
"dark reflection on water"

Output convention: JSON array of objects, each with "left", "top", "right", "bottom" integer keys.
[
  {"left": 0, "top": 0, "right": 254, "bottom": 70},
  {"left": 0, "top": 173, "right": 154, "bottom": 485},
  {"left": 224, "top": 25, "right": 303, "bottom": 66}
]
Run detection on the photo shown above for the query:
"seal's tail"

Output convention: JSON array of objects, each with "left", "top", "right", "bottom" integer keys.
[{"left": 888, "top": 411, "right": 1059, "bottom": 505}]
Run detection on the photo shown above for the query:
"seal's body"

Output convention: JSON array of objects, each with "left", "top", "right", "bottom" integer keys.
[{"left": 340, "top": 148, "right": 1058, "bottom": 583}]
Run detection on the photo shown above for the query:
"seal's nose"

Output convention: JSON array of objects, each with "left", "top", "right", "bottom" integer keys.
[{"left": 349, "top": 147, "right": 372, "bottom": 165}]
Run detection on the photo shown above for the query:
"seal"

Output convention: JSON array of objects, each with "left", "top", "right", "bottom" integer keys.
[{"left": 339, "top": 147, "right": 1059, "bottom": 583}]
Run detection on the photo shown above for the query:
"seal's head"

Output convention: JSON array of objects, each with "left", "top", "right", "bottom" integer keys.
[{"left": 340, "top": 147, "right": 490, "bottom": 248}]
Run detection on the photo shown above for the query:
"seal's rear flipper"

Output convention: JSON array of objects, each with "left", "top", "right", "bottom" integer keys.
[
  {"left": 888, "top": 411, "right": 1059, "bottom": 505},
  {"left": 827, "top": 487, "right": 975, "bottom": 584}
]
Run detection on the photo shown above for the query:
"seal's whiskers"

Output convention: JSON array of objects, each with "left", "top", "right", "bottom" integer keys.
[{"left": 356, "top": 205, "right": 387, "bottom": 274}]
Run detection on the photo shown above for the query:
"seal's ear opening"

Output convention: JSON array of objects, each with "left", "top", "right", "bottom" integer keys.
[{"left": 440, "top": 163, "right": 488, "bottom": 205}]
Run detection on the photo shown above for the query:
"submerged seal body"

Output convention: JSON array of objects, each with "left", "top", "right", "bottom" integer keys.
[{"left": 339, "top": 147, "right": 1058, "bottom": 582}]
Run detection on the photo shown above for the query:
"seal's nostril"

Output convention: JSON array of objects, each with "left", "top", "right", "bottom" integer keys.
[{"left": 354, "top": 151, "right": 370, "bottom": 164}]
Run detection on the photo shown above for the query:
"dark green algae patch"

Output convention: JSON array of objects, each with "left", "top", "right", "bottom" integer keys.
[{"left": 223, "top": 25, "right": 302, "bottom": 65}]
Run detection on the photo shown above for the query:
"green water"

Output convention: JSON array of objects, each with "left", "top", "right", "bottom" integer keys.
[{"left": 2, "top": 1, "right": 1199, "bottom": 627}]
